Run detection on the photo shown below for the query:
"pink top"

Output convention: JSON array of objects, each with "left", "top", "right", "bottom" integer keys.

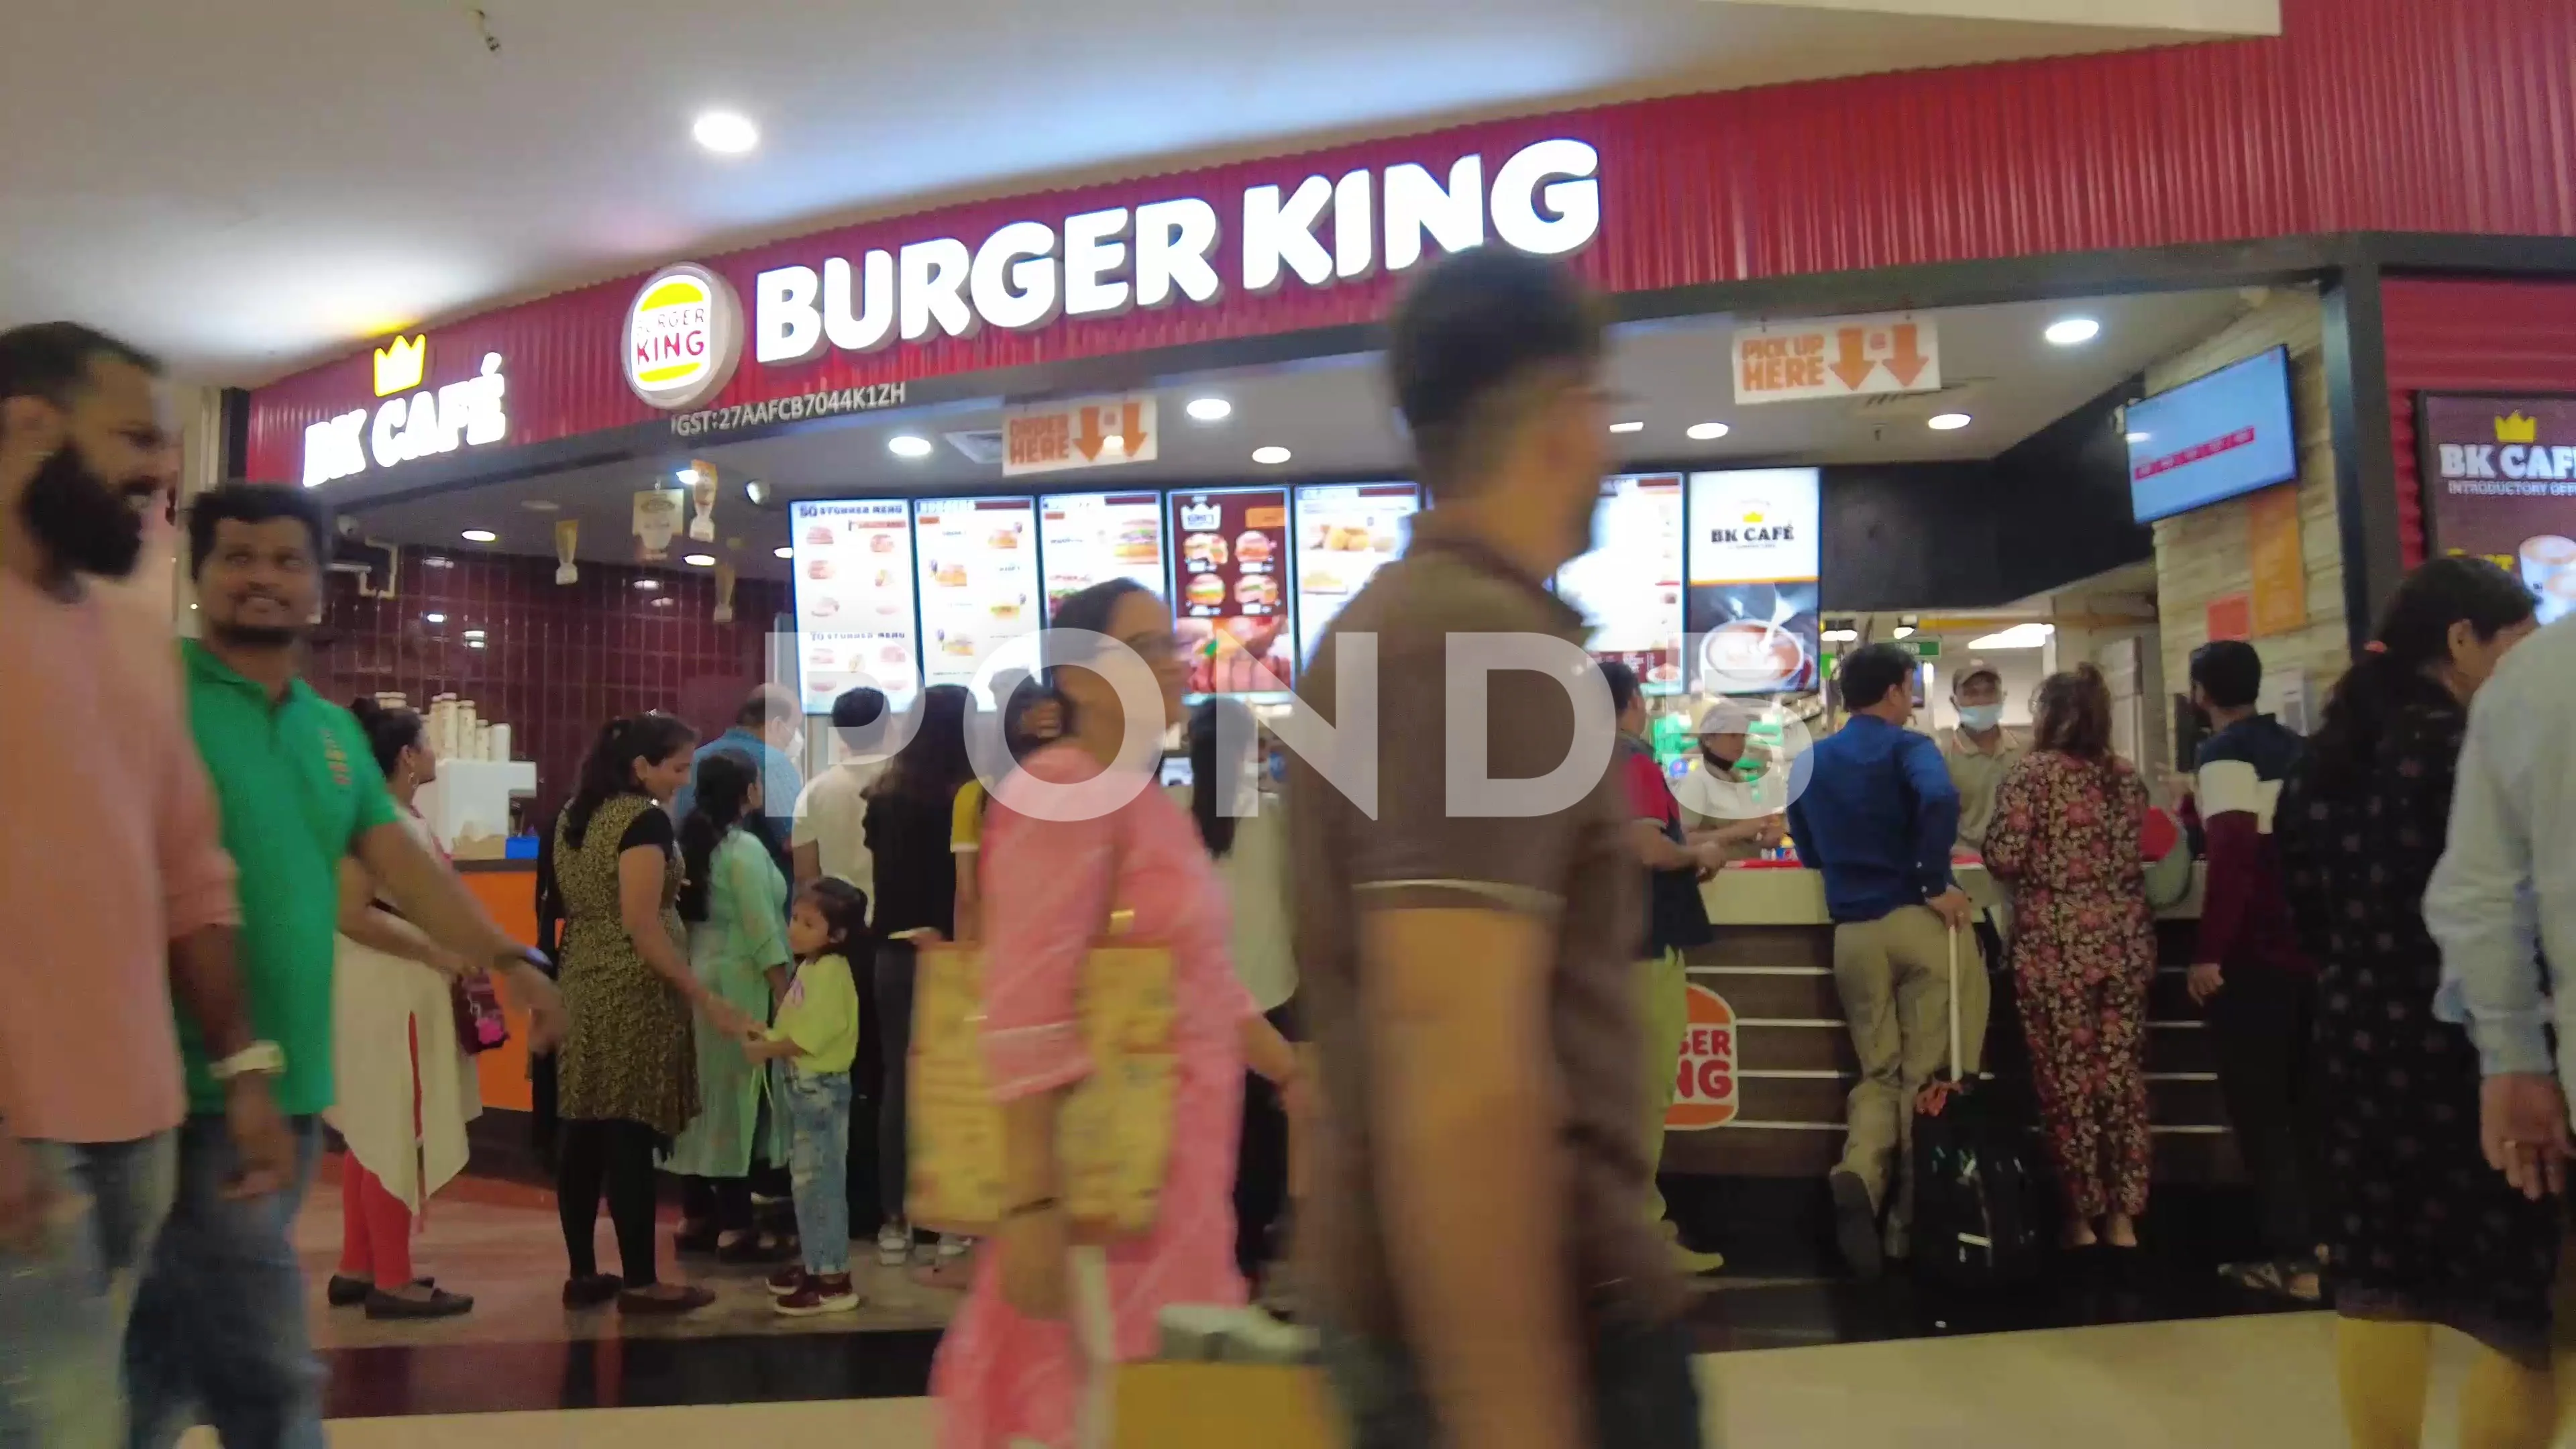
[
  {"left": 934, "top": 744, "right": 1259, "bottom": 1449},
  {"left": 0, "top": 571, "right": 238, "bottom": 1142}
]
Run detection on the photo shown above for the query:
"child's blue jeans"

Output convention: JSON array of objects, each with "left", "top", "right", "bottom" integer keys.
[{"left": 784, "top": 1067, "right": 854, "bottom": 1275}]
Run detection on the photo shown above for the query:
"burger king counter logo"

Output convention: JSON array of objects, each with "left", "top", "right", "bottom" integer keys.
[
  {"left": 625, "top": 263, "right": 745, "bottom": 411},
  {"left": 1666, "top": 983, "right": 1738, "bottom": 1131}
]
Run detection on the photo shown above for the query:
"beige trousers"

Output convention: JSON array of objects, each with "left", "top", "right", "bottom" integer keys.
[{"left": 1831, "top": 905, "right": 1988, "bottom": 1251}]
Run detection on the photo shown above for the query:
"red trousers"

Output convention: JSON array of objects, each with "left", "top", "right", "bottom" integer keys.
[{"left": 338, "top": 1017, "right": 423, "bottom": 1285}]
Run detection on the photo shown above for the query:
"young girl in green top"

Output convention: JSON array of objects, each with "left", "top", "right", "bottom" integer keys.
[{"left": 747, "top": 879, "right": 868, "bottom": 1315}]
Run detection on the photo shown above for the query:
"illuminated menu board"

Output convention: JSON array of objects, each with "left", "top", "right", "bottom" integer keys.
[
  {"left": 1293, "top": 481, "right": 1418, "bottom": 659},
  {"left": 788, "top": 498, "right": 920, "bottom": 714},
  {"left": 1686, "top": 468, "right": 1822, "bottom": 696},
  {"left": 1170, "top": 486, "right": 1295, "bottom": 697},
  {"left": 1038, "top": 490, "right": 1168, "bottom": 612},
  {"left": 1556, "top": 472, "right": 1686, "bottom": 693},
  {"left": 913, "top": 496, "right": 1039, "bottom": 701}
]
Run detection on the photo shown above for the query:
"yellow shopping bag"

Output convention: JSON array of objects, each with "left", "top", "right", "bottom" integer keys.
[{"left": 1112, "top": 1364, "right": 1342, "bottom": 1449}]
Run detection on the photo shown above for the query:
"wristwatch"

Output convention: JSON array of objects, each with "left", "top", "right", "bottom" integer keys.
[{"left": 210, "top": 1041, "right": 286, "bottom": 1082}]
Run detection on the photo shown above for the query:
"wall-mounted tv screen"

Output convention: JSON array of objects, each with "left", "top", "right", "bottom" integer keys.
[{"left": 2127, "top": 344, "right": 2299, "bottom": 523}]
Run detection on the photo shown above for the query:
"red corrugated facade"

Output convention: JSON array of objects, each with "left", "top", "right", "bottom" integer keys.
[
  {"left": 2384, "top": 276, "right": 2576, "bottom": 567},
  {"left": 244, "top": 0, "right": 2576, "bottom": 482}
]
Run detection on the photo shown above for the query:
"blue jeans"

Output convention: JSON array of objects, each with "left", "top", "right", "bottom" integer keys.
[
  {"left": 784, "top": 1069, "right": 853, "bottom": 1275},
  {"left": 0, "top": 1134, "right": 177, "bottom": 1449},
  {"left": 1322, "top": 1316, "right": 1707, "bottom": 1449},
  {"left": 123, "top": 1114, "right": 324, "bottom": 1449}
]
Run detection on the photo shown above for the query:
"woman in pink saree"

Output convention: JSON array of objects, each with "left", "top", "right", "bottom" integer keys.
[{"left": 932, "top": 580, "right": 1303, "bottom": 1449}]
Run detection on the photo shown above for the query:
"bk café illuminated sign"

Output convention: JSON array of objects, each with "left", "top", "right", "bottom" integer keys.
[
  {"left": 619, "top": 137, "right": 1605, "bottom": 411},
  {"left": 301, "top": 334, "right": 511, "bottom": 488}
]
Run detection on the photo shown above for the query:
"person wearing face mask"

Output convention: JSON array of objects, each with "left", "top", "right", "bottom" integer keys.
[
  {"left": 1938, "top": 660, "right": 2027, "bottom": 856},
  {"left": 127, "top": 482, "right": 570, "bottom": 1448},
  {"left": 674, "top": 684, "right": 806, "bottom": 876},
  {"left": 0, "top": 323, "right": 290, "bottom": 1449}
]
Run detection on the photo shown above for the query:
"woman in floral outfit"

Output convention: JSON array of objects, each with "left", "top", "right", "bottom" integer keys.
[{"left": 1982, "top": 663, "right": 2159, "bottom": 1250}]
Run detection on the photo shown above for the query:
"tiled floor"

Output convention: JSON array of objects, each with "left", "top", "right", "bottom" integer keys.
[{"left": 265, "top": 1312, "right": 2525, "bottom": 1448}]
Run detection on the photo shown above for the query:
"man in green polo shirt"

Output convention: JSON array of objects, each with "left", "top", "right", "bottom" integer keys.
[{"left": 125, "top": 482, "right": 566, "bottom": 1449}]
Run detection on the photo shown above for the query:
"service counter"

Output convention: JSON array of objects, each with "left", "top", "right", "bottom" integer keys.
[{"left": 1658, "top": 863, "right": 2235, "bottom": 1182}]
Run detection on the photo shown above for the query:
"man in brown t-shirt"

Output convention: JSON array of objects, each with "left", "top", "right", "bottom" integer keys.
[{"left": 1289, "top": 250, "right": 1700, "bottom": 1449}]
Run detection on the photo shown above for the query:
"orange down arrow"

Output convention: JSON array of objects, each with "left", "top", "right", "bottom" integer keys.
[
  {"left": 1827, "top": 328, "right": 1876, "bottom": 391},
  {"left": 1073, "top": 406, "right": 1108, "bottom": 462},
  {"left": 1120, "top": 399, "right": 1148, "bottom": 460},
  {"left": 1884, "top": 323, "right": 1932, "bottom": 388}
]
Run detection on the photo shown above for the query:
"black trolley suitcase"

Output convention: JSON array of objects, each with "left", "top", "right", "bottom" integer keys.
[{"left": 1910, "top": 922, "right": 2046, "bottom": 1289}]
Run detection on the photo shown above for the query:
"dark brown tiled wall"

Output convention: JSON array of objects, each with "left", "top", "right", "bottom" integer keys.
[{"left": 310, "top": 547, "right": 788, "bottom": 830}]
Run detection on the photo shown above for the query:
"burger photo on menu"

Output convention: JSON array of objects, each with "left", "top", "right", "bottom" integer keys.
[
  {"left": 1185, "top": 573, "right": 1227, "bottom": 609},
  {"left": 1177, "top": 615, "right": 1295, "bottom": 696},
  {"left": 1183, "top": 533, "right": 1229, "bottom": 570},
  {"left": 1115, "top": 522, "right": 1161, "bottom": 562},
  {"left": 1236, "top": 529, "right": 1274, "bottom": 566}
]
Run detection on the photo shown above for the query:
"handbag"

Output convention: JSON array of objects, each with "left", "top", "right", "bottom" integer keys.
[
  {"left": 907, "top": 902, "right": 1178, "bottom": 1241},
  {"left": 452, "top": 973, "right": 510, "bottom": 1055}
]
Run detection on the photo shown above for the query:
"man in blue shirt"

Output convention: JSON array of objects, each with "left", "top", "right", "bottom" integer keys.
[
  {"left": 676, "top": 684, "right": 806, "bottom": 863},
  {"left": 1786, "top": 643, "right": 1979, "bottom": 1279}
]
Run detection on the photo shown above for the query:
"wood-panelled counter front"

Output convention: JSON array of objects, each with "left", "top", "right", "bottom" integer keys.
[{"left": 1658, "top": 863, "right": 2233, "bottom": 1182}]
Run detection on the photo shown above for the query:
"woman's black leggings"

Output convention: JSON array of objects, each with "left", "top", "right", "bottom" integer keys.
[{"left": 559, "top": 1118, "right": 661, "bottom": 1286}]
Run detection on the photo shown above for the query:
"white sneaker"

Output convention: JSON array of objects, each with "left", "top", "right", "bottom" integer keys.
[{"left": 877, "top": 1222, "right": 912, "bottom": 1268}]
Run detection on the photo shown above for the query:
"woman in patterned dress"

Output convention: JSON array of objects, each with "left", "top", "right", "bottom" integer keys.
[
  {"left": 1982, "top": 663, "right": 2158, "bottom": 1250},
  {"left": 2276, "top": 558, "right": 2547, "bottom": 1449},
  {"left": 932, "top": 580, "right": 1306, "bottom": 1449},
  {"left": 548, "top": 712, "right": 763, "bottom": 1314}
]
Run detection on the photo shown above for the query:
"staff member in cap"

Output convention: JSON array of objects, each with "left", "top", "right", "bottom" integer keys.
[{"left": 1939, "top": 659, "right": 2027, "bottom": 857}]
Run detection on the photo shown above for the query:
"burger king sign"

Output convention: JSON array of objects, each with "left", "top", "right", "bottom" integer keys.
[
  {"left": 1666, "top": 983, "right": 1739, "bottom": 1131},
  {"left": 625, "top": 264, "right": 745, "bottom": 410}
]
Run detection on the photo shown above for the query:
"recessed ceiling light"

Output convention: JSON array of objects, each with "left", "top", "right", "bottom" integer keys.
[
  {"left": 466, "top": 639, "right": 488, "bottom": 650},
  {"left": 744, "top": 480, "right": 771, "bottom": 505},
  {"left": 1608, "top": 420, "right": 1645, "bottom": 434},
  {"left": 2044, "top": 317, "right": 2102, "bottom": 347},
  {"left": 682, "top": 553, "right": 717, "bottom": 567},
  {"left": 634, "top": 578, "right": 661, "bottom": 591},
  {"left": 888, "top": 433, "right": 934, "bottom": 459},
  {"left": 773, "top": 545, "right": 793, "bottom": 559},
  {"left": 460, "top": 529, "right": 498, "bottom": 543},
  {"left": 2126, "top": 430, "right": 2151, "bottom": 444},
  {"left": 424, "top": 555, "right": 453, "bottom": 569},
  {"left": 1927, "top": 413, "right": 1973, "bottom": 431},
  {"left": 1250, "top": 445, "right": 1291, "bottom": 466},
  {"left": 1891, "top": 625, "right": 1916, "bottom": 639},
  {"left": 463, "top": 629, "right": 486, "bottom": 640},
  {"left": 423, "top": 612, "right": 446, "bottom": 624},
  {"left": 692, "top": 110, "right": 759, "bottom": 155},
  {"left": 651, "top": 596, "right": 676, "bottom": 608},
  {"left": 1820, "top": 627, "right": 1859, "bottom": 642},
  {"left": 1185, "top": 397, "right": 1232, "bottom": 422},
  {"left": 676, "top": 466, "right": 702, "bottom": 485},
  {"left": 519, "top": 499, "right": 561, "bottom": 513},
  {"left": 1686, "top": 421, "right": 1731, "bottom": 441}
]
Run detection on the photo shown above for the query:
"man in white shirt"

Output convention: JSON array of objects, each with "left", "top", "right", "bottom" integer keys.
[
  {"left": 2424, "top": 618, "right": 2576, "bottom": 1193},
  {"left": 791, "top": 687, "right": 891, "bottom": 903}
]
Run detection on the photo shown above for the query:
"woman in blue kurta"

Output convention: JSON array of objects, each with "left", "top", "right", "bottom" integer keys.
[{"left": 665, "top": 749, "right": 794, "bottom": 1258}]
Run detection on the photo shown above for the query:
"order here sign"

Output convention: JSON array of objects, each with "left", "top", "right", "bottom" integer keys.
[
  {"left": 1733, "top": 313, "right": 1942, "bottom": 405},
  {"left": 1003, "top": 395, "right": 1161, "bottom": 476}
]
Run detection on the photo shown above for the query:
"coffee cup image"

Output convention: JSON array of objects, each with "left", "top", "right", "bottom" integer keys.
[
  {"left": 1701, "top": 620, "right": 1807, "bottom": 693},
  {"left": 2540, "top": 567, "right": 2576, "bottom": 627},
  {"left": 2520, "top": 535, "right": 2576, "bottom": 595}
]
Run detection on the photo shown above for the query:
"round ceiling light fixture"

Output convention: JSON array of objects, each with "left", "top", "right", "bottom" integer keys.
[
  {"left": 682, "top": 553, "right": 717, "bottom": 568},
  {"left": 692, "top": 111, "right": 759, "bottom": 156},
  {"left": 1250, "top": 445, "right": 1291, "bottom": 466},
  {"left": 1608, "top": 420, "right": 1644, "bottom": 434},
  {"left": 1686, "top": 421, "right": 1731, "bottom": 441},
  {"left": 460, "top": 529, "right": 498, "bottom": 543},
  {"left": 1927, "top": 413, "right": 1974, "bottom": 431},
  {"left": 1185, "top": 397, "right": 1232, "bottom": 422},
  {"left": 423, "top": 613, "right": 447, "bottom": 624},
  {"left": 633, "top": 578, "right": 662, "bottom": 592},
  {"left": 2044, "top": 316, "right": 2102, "bottom": 347},
  {"left": 519, "top": 499, "right": 561, "bottom": 513},
  {"left": 888, "top": 433, "right": 934, "bottom": 459},
  {"left": 773, "top": 545, "right": 793, "bottom": 559}
]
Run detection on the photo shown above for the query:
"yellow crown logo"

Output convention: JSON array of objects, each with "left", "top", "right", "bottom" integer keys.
[
  {"left": 373, "top": 335, "right": 427, "bottom": 397},
  {"left": 1743, "top": 511, "right": 1766, "bottom": 524},
  {"left": 2495, "top": 411, "right": 2540, "bottom": 445}
]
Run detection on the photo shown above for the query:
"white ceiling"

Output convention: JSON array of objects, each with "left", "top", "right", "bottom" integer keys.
[
  {"left": 3, "top": 0, "right": 2245, "bottom": 383},
  {"left": 345, "top": 288, "right": 2250, "bottom": 579}
]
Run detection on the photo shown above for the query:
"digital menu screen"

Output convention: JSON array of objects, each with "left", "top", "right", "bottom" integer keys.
[
  {"left": 1293, "top": 482, "right": 1418, "bottom": 659},
  {"left": 1038, "top": 490, "right": 1168, "bottom": 614},
  {"left": 788, "top": 499, "right": 921, "bottom": 714},
  {"left": 1686, "top": 468, "right": 1823, "bottom": 696},
  {"left": 1556, "top": 473, "right": 1686, "bottom": 693},
  {"left": 914, "top": 496, "right": 1039, "bottom": 702},
  {"left": 1170, "top": 486, "right": 1295, "bottom": 698}
]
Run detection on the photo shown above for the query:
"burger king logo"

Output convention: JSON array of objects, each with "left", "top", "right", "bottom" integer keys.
[
  {"left": 1666, "top": 983, "right": 1738, "bottom": 1130},
  {"left": 624, "top": 263, "right": 743, "bottom": 411}
]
